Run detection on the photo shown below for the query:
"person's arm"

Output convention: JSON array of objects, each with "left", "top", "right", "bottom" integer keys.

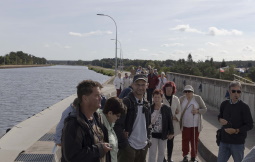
[
  {"left": 174, "top": 97, "right": 181, "bottom": 121},
  {"left": 155, "top": 75, "right": 159, "bottom": 87},
  {"left": 166, "top": 106, "right": 174, "bottom": 139},
  {"left": 113, "top": 98, "right": 129, "bottom": 149},
  {"left": 196, "top": 95, "right": 207, "bottom": 114},
  {"left": 239, "top": 104, "right": 254, "bottom": 133},
  {"left": 54, "top": 105, "right": 74, "bottom": 145}
]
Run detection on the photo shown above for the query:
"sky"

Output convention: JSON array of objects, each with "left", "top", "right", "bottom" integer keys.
[{"left": 1, "top": 0, "right": 255, "bottom": 62}]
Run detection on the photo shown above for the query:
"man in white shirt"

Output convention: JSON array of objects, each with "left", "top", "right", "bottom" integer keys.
[{"left": 114, "top": 74, "right": 151, "bottom": 162}]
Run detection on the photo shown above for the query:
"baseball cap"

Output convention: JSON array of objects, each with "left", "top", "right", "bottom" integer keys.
[{"left": 133, "top": 74, "right": 147, "bottom": 83}]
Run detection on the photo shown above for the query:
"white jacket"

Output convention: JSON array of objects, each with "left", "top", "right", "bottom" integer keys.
[
  {"left": 163, "top": 94, "right": 181, "bottom": 136},
  {"left": 113, "top": 77, "right": 123, "bottom": 90},
  {"left": 122, "top": 77, "right": 131, "bottom": 89},
  {"left": 156, "top": 77, "right": 168, "bottom": 89}
]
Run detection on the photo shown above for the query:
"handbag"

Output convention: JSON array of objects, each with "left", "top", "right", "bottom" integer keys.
[{"left": 216, "top": 129, "right": 222, "bottom": 146}]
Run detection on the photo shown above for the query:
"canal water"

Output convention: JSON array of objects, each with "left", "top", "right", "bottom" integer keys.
[{"left": 0, "top": 65, "right": 110, "bottom": 138}]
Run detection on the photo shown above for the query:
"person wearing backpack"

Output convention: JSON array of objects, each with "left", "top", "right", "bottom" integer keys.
[{"left": 114, "top": 74, "right": 151, "bottom": 162}]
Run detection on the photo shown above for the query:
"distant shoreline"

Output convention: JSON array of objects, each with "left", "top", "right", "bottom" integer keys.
[{"left": 0, "top": 64, "right": 52, "bottom": 69}]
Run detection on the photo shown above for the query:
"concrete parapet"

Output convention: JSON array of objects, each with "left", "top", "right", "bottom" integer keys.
[{"left": 167, "top": 72, "right": 255, "bottom": 120}]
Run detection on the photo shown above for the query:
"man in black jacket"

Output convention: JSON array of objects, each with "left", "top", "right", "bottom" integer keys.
[
  {"left": 114, "top": 74, "right": 151, "bottom": 162},
  {"left": 61, "top": 80, "right": 112, "bottom": 162},
  {"left": 217, "top": 81, "right": 253, "bottom": 162}
]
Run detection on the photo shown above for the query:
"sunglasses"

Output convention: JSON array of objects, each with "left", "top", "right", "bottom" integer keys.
[
  {"left": 231, "top": 90, "right": 241, "bottom": 94},
  {"left": 184, "top": 91, "right": 193, "bottom": 93}
]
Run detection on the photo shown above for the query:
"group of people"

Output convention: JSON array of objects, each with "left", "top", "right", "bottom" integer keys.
[
  {"left": 114, "top": 66, "right": 168, "bottom": 103},
  {"left": 53, "top": 70, "right": 254, "bottom": 162}
]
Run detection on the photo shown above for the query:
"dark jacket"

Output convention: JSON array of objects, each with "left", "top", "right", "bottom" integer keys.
[
  {"left": 61, "top": 109, "right": 111, "bottom": 162},
  {"left": 147, "top": 73, "right": 159, "bottom": 89},
  {"left": 118, "top": 86, "right": 132, "bottom": 99},
  {"left": 218, "top": 100, "right": 253, "bottom": 144},
  {"left": 150, "top": 104, "right": 174, "bottom": 140},
  {"left": 113, "top": 92, "right": 151, "bottom": 149}
]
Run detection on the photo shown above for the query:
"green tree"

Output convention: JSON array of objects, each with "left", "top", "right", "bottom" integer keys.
[
  {"left": 248, "top": 67, "right": 255, "bottom": 81},
  {"left": 221, "top": 59, "right": 227, "bottom": 67}
]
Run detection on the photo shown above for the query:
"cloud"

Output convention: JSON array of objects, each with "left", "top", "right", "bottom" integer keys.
[
  {"left": 243, "top": 45, "right": 255, "bottom": 52},
  {"left": 197, "top": 48, "right": 205, "bottom": 52},
  {"left": 170, "top": 25, "right": 243, "bottom": 37},
  {"left": 69, "top": 30, "right": 112, "bottom": 37},
  {"left": 64, "top": 46, "right": 72, "bottom": 49},
  {"left": 44, "top": 42, "right": 71, "bottom": 49},
  {"left": 139, "top": 49, "right": 149, "bottom": 52},
  {"left": 150, "top": 53, "right": 159, "bottom": 57},
  {"left": 208, "top": 27, "right": 243, "bottom": 36},
  {"left": 172, "top": 50, "right": 185, "bottom": 54},
  {"left": 206, "top": 42, "right": 218, "bottom": 46},
  {"left": 220, "top": 50, "right": 228, "bottom": 54},
  {"left": 170, "top": 24, "right": 204, "bottom": 34},
  {"left": 161, "top": 43, "right": 184, "bottom": 47}
]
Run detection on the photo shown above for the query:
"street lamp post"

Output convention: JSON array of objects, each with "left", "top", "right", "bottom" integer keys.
[
  {"left": 97, "top": 14, "right": 118, "bottom": 76},
  {"left": 111, "top": 39, "right": 123, "bottom": 72}
]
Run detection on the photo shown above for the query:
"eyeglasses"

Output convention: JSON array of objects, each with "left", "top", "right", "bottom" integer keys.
[
  {"left": 134, "top": 83, "right": 146, "bottom": 87},
  {"left": 231, "top": 90, "right": 241, "bottom": 94},
  {"left": 184, "top": 91, "right": 193, "bottom": 93}
]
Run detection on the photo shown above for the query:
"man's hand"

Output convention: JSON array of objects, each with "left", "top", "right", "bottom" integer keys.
[
  {"left": 167, "top": 134, "right": 174, "bottom": 140},
  {"left": 224, "top": 128, "right": 236, "bottom": 135},
  {"left": 219, "top": 118, "right": 228, "bottom": 126},
  {"left": 102, "top": 143, "right": 112, "bottom": 153}
]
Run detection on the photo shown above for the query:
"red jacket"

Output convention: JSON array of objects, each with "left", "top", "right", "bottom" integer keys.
[{"left": 147, "top": 73, "right": 159, "bottom": 89}]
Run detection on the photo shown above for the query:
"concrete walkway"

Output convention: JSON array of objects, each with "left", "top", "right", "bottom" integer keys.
[{"left": 0, "top": 76, "right": 116, "bottom": 162}]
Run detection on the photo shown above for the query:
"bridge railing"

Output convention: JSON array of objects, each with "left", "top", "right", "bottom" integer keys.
[{"left": 167, "top": 72, "right": 255, "bottom": 120}]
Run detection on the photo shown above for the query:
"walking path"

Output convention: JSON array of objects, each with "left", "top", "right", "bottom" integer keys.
[{"left": 0, "top": 73, "right": 254, "bottom": 162}]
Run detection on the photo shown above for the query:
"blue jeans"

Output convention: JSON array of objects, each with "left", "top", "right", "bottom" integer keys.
[{"left": 217, "top": 142, "right": 244, "bottom": 162}]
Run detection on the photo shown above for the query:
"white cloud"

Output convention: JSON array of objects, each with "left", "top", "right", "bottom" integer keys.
[
  {"left": 69, "top": 30, "right": 112, "bottom": 37},
  {"left": 208, "top": 27, "right": 243, "bottom": 36},
  {"left": 44, "top": 42, "right": 71, "bottom": 49},
  {"left": 150, "top": 53, "right": 159, "bottom": 57},
  {"left": 139, "top": 49, "right": 149, "bottom": 52},
  {"left": 172, "top": 50, "right": 185, "bottom": 55},
  {"left": 64, "top": 46, "right": 72, "bottom": 49},
  {"left": 206, "top": 42, "right": 218, "bottom": 46},
  {"left": 243, "top": 45, "right": 255, "bottom": 52},
  {"left": 161, "top": 43, "right": 184, "bottom": 47},
  {"left": 220, "top": 50, "right": 228, "bottom": 54},
  {"left": 170, "top": 25, "right": 204, "bottom": 34},
  {"left": 197, "top": 48, "right": 205, "bottom": 52}
]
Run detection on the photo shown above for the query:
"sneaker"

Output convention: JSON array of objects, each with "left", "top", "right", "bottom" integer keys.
[
  {"left": 191, "top": 157, "right": 198, "bottom": 162},
  {"left": 182, "top": 156, "right": 188, "bottom": 162}
]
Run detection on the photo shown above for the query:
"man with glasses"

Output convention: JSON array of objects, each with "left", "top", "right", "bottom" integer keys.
[
  {"left": 114, "top": 74, "right": 151, "bottom": 162},
  {"left": 217, "top": 81, "right": 253, "bottom": 162}
]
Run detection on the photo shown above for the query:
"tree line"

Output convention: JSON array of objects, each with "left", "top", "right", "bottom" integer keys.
[
  {"left": 87, "top": 54, "right": 255, "bottom": 82},
  {"left": 4, "top": 51, "right": 254, "bottom": 82},
  {"left": 0, "top": 51, "right": 47, "bottom": 65}
]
